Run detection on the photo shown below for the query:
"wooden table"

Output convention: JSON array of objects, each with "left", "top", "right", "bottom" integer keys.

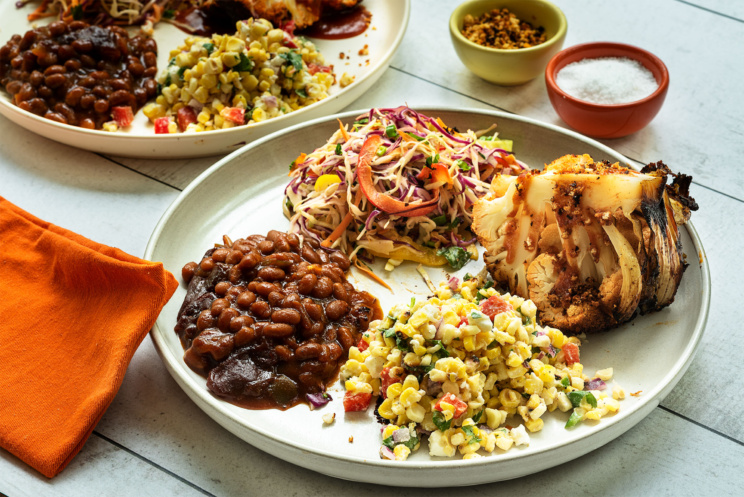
[{"left": 2, "top": 1, "right": 742, "bottom": 495}]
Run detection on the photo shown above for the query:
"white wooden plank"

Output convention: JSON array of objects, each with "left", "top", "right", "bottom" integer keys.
[
  {"left": 0, "top": 435, "right": 206, "bottom": 497},
  {"left": 392, "top": 0, "right": 744, "bottom": 200},
  {"left": 680, "top": 0, "right": 744, "bottom": 20},
  {"left": 0, "top": 116, "right": 179, "bottom": 258}
]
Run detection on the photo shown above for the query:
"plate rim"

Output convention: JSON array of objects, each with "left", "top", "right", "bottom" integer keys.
[
  {"left": 145, "top": 106, "right": 711, "bottom": 481},
  {"left": 0, "top": 0, "right": 411, "bottom": 156}
]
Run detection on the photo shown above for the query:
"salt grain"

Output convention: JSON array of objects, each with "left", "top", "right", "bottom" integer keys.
[{"left": 556, "top": 57, "right": 659, "bottom": 105}]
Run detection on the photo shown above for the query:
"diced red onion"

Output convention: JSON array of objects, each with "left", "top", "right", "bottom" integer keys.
[
  {"left": 306, "top": 392, "right": 332, "bottom": 409},
  {"left": 379, "top": 446, "right": 395, "bottom": 460},
  {"left": 586, "top": 378, "right": 607, "bottom": 391},
  {"left": 392, "top": 427, "right": 411, "bottom": 443},
  {"left": 448, "top": 276, "right": 460, "bottom": 292}
]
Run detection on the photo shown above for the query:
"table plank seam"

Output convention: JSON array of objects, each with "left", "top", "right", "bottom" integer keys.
[
  {"left": 388, "top": 66, "right": 515, "bottom": 115},
  {"left": 94, "top": 153, "right": 183, "bottom": 192},
  {"left": 91, "top": 430, "right": 216, "bottom": 497},
  {"left": 674, "top": 0, "right": 744, "bottom": 23},
  {"left": 658, "top": 405, "right": 744, "bottom": 447}
]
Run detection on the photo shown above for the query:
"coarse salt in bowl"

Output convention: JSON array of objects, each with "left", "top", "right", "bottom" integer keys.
[{"left": 545, "top": 42, "right": 670, "bottom": 138}]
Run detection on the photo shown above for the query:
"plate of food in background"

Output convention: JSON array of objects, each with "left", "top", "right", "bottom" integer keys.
[
  {"left": 0, "top": 0, "right": 409, "bottom": 157},
  {"left": 145, "top": 106, "right": 709, "bottom": 486}
]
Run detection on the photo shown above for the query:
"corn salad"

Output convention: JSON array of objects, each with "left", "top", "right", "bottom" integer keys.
[
  {"left": 145, "top": 18, "right": 334, "bottom": 132},
  {"left": 340, "top": 277, "right": 623, "bottom": 461}
]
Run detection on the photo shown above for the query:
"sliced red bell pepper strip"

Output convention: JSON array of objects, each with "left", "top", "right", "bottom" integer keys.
[
  {"left": 562, "top": 342, "right": 580, "bottom": 365},
  {"left": 433, "top": 393, "right": 468, "bottom": 419},
  {"left": 177, "top": 106, "right": 197, "bottom": 132},
  {"left": 357, "top": 135, "right": 439, "bottom": 218},
  {"left": 343, "top": 391, "right": 371, "bottom": 412}
]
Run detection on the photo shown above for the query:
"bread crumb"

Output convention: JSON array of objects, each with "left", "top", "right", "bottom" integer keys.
[
  {"left": 348, "top": 436, "right": 354, "bottom": 443},
  {"left": 358, "top": 44, "right": 369, "bottom": 56},
  {"left": 322, "top": 412, "right": 336, "bottom": 425}
]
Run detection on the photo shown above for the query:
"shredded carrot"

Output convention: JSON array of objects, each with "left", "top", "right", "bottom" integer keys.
[
  {"left": 630, "top": 390, "right": 643, "bottom": 397},
  {"left": 354, "top": 259, "right": 392, "bottom": 291},
  {"left": 338, "top": 119, "right": 350, "bottom": 142},
  {"left": 27, "top": 0, "right": 54, "bottom": 21},
  {"left": 321, "top": 211, "right": 353, "bottom": 248},
  {"left": 288, "top": 153, "right": 307, "bottom": 175},
  {"left": 149, "top": 4, "right": 163, "bottom": 23}
]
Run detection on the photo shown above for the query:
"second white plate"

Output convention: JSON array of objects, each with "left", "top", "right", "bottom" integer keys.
[
  {"left": 0, "top": 1, "right": 409, "bottom": 158},
  {"left": 146, "top": 107, "right": 710, "bottom": 487}
]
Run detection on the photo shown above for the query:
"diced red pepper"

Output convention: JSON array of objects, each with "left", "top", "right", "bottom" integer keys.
[
  {"left": 433, "top": 393, "right": 468, "bottom": 419},
  {"left": 562, "top": 342, "right": 580, "bottom": 365},
  {"left": 307, "top": 62, "right": 333, "bottom": 75},
  {"left": 343, "top": 391, "right": 371, "bottom": 412},
  {"left": 280, "top": 20, "right": 296, "bottom": 36},
  {"left": 479, "top": 295, "right": 513, "bottom": 320},
  {"left": 380, "top": 367, "right": 404, "bottom": 399},
  {"left": 356, "top": 335, "right": 369, "bottom": 352},
  {"left": 220, "top": 106, "right": 245, "bottom": 125},
  {"left": 177, "top": 106, "right": 197, "bottom": 132},
  {"left": 154, "top": 116, "right": 171, "bottom": 134},
  {"left": 112, "top": 106, "right": 134, "bottom": 127}
]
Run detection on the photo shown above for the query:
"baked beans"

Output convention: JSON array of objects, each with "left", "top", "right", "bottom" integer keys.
[
  {"left": 174, "top": 230, "right": 380, "bottom": 410},
  {"left": 0, "top": 20, "right": 157, "bottom": 129}
]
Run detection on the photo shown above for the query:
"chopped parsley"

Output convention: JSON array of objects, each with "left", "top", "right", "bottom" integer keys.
[
  {"left": 568, "top": 391, "right": 598, "bottom": 408},
  {"left": 162, "top": 9, "right": 176, "bottom": 19},
  {"left": 455, "top": 159, "right": 471, "bottom": 171},
  {"left": 177, "top": 66, "right": 187, "bottom": 81},
  {"left": 71, "top": 5, "right": 83, "bottom": 20},
  {"left": 437, "top": 246, "right": 470, "bottom": 270},
  {"left": 462, "top": 425, "right": 482, "bottom": 444},
  {"left": 565, "top": 410, "right": 583, "bottom": 428},
  {"left": 471, "top": 409, "right": 484, "bottom": 423},
  {"left": 382, "top": 432, "right": 419, "bottom": 451},
  {"left": 425, "top": 153, "right": 440, "bottom": 167},
  {"left": 335, "top": 143, "right": 342, "bottom": 155},
  {"left": 432, "top": 411, "right": 451, "bottom": 431},
  {"left": 279, "top": 50, "right": 304, "bottom": 72},
  {"left": 234, "top": 53, "right": 254, "bottom": 72},
  {"left": 296, "top": 87, "right": 308, "bottom": 99}
]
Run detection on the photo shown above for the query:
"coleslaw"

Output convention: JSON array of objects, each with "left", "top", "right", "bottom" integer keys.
[{"left": 283, "top": 106, "right": 528, "bottom": 270}]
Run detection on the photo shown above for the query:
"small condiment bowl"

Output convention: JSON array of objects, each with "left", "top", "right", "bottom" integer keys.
[
  {"left": 449, "top": 0, "right": 567, "bottom": 86},
  {"left": 545, "top": 42, "right": 670, "bottom": 138}
]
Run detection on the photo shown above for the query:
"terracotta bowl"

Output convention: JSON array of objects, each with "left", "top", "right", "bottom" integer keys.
[
  {"left": 449, "top": 0, "right": 567, "bottom": 86},
  {"left": 545, "top": 42, "right": 670, "bottom": 138}
]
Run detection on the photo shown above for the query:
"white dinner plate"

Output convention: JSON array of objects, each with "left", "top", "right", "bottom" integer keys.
[
  {"left": 146, "top": 108, "right": 710, "bottom": 487},
  {"left": 0, "top": 1, "right": 409, "bottom": 158}
]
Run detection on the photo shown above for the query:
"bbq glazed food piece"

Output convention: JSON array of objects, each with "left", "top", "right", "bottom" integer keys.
[
  {"left": 471, "top": 154, "right": 698, "bottom": 335},
  {"left": 175, "top": 230, "right": 381, "bottom": 410},
  {"left": 0, "top": 20, "right": 158, "bottom": 129},
  {"left": 220, "top": 0, "right": 362, "bottom": 29}
]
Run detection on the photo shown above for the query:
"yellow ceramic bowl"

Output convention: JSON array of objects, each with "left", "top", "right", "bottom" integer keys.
[{"left": 450, "top": 0, "right": 568, "bottom": 85}]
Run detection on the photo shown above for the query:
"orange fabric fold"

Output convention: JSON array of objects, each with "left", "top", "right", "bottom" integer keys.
[{"left": 0, "top": 197, "right": 178, "bottom": 478}]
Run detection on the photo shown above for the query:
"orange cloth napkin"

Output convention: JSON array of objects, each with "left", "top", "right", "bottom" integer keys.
[{"left": 0, "top": 197, "right": 178, "bottom": 478}]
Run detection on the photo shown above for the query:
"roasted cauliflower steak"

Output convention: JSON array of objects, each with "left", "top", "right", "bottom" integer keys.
[{"left": 472, "top": 154, "right": 696, "bottom": 334}]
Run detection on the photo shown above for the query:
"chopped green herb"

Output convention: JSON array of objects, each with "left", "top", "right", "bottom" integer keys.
[
  {"left": 431, "top": 340, "right": 449, "bottom": 359},
  {"left": 431, "top": 214, "right": 448, "bottom": 226},
  {"left": 406, "top": 363, "right": 435, "bottom": 375},
  {"left": 406, "top": 132, "right": 425, "bottom": 142},
  {"left": 487, "top": 340, "right": 499, "bottom": 349},
  {"left": 335, "top": 143, "right": 342, "bottom": 155},
  {"left": 71, "top": 5, "right": 83, "bottom": 20},
  {"left": 376, "top": 146, "right": 387, "bottom": 157},
  {"left": 234, "top": 53, "right": 254, "bottom": 72},
  {"left": 162, "top": 9, "right": 176, "bottom": 19},
  {"left": 285, "top": 198, "right": 293, "bottom": 212},
  {"left": 354, "top": 117, "right": 369, "bottom": 126},
  {"left": 177, "top": 66, "right": 187, "bottom": 81},
  {"left": 449, "top": 217, "right": 462, "bottom": 229},
  {"left": 568, "top": 391, "right": 598, "bottom": 408},
  {"left": 296, "top": 87, "right": 308, "bottom": 99},
  {"left": 463, "top": 273, "right": 473, "bottom": 281},
  {"left": 168, "top": 57, "right": 176, "bottom": 67},
  {"left": 470, "top": 311, "right": 483, "bottom": 320},
  {"left": 455, "top": 159, "right": 471, "bottom": 171},
  {"left": 432, "top": 411, "right": 451, "bottom": 431},
  {"left": 472, "top": 409, "right": 484, "bottom": 423},
  {"left": 279, "top": 50, "right": 303, "bottom": 72},
  {"left": 462, "top": 425, "right": 482, "bottom": 444},
  {"left": 565, "top": 410, "right": 583, "bottom": 428},
  {"left": 425, "top": 153, "right": 440, "bottom": 167},
  {"left": 385, "top": 124, "right": 399, "bottom": 139},
  {"left": 437, "top": 246, "right": 470, "bottom": 270},
  {"left": 383, "top": 329, "right": 396, "bottom": 339}
]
